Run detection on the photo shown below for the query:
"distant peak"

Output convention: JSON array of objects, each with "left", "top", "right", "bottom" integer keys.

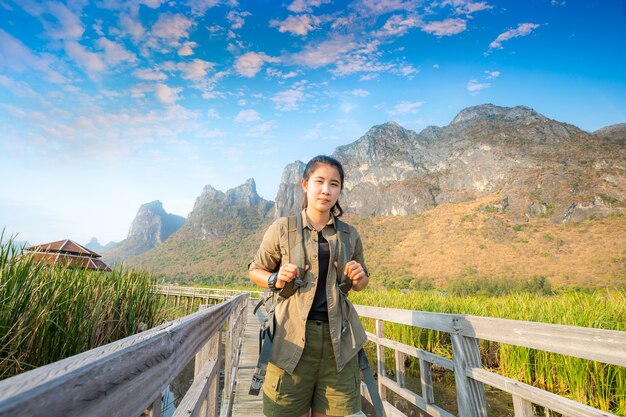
[{"left": 450, "top": 104, "right": 538, "bottom": 125}]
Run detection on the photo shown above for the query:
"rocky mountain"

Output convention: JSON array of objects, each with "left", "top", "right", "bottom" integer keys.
[
  {"left": 104, "top": 201, "right": 185, "bottom": 262},
  {"left": 84, "top": 237, "right": 118, "bottom": 254},
  {"left": 113, "top": 104, "right": 625, "bottom": 286},
  {"left": 274, "top": 161, "right": 305, "bottom": 217},
  {"left": 323, "top": 104, "right": 624, "bottom": 223},
  {"left": 594, "top": 123, "right": 626, "bottom": 144},
  {"left": 127, "top": 179, "right": 274, "bottom": 278}
]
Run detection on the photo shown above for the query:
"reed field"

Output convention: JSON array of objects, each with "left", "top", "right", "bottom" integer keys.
[
  {"left": 350, "top": 289, "right": 626, "bottom": 415},
  {"left": 0, "top": 236, "right": 169, "bottom": 379}
]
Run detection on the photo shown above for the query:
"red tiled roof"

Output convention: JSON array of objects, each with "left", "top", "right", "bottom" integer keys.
[
  {"left": 24, "top": 239, "right": 111, "bottom": 271},
  {"left": 29, "top": 252, "right": 112, "bottom": 271},
  {"left": 25, "top": 239, "right": 101, "bottom": 258}
]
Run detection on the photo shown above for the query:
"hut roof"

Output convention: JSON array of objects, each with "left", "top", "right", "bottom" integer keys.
[
  {"left": 24, "top": 239, "right": 111, "bottom": 271},
  {"left": 25, "top": 239, "right": 100, "bottom": 258}
]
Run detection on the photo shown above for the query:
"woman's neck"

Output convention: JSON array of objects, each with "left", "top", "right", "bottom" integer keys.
[{"left": 305, "top": 207, "right": 331, "bottom": 231}]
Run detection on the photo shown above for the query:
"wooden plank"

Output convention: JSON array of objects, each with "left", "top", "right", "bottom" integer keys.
[
  {"left": 0, "top": 294, "right": 248, "bottom": 417},
  {"left": 419, "top": 359, "right": 434, "bottom": 405},
  {"left": 451, "top": 334, "right": 487, "bottom": 417},
  {"left": 365, "top": 331, "right": 454, "bottom": 370},
  {"left": 375, "top": 319, "right": 386, "bottom": 402},
  {"left": 468, "top": 368, "right": 620, "bottom": 417},
  {"left": 355, "top": 305, "right": 459, "bottom": 333},
  {"left": 172, "top": 359, "right": 219, "bottom": 417},
  {"left": 512, "top": 395, "right": 534, "bottom": 417},
  {"left": 395, "top": 350, "right": 406, "bottom": 388},
  {"left": 379, "top": 375, "right": 455, "bottom": 417},
  {"left": 231, "top": 300, "right": 265, "bottom": 417}
]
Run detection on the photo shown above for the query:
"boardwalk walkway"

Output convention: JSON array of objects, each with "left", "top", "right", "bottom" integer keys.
[{"left": 231, "top": 301, "right": 264, "bottom": 417}]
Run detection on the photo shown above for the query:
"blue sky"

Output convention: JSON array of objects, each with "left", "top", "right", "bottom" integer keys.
[{"left": 1, "top": 0, "right": 625, "bottom": 246}]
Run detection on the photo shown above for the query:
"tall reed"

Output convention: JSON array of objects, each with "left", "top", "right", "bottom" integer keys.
[
  {"left": 0, "top": 235, "right": 168, "bottom": 379},
  {"left": 350, "top": 289, "right": 625, "bottom": 415}
]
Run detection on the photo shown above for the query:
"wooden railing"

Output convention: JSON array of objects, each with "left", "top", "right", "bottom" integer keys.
[
  {"left": 157, "top": 285, "right": 263, "bottom": 302},
  {"left": 354, "top": 305, "right": 626, "bottom": 417},
  {"left": 0, "top": 294, "right": 249, "bottom": 417}
]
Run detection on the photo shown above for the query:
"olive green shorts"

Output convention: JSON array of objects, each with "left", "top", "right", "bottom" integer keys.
[{"left": 263, "top": 320, "right": 361, "bottom": 417}]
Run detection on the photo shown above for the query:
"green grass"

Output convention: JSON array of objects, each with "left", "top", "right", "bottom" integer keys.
[
  {"left": 0, "top": 235, "right": 170, "bottom": 379},
  {"left": 350, "top": 288, "right": 626, "bottom": 415}
]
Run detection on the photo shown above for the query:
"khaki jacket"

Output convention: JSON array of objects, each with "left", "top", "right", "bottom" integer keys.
[{"left": 248, "top": 210, "right": 368, "bottom": 374}]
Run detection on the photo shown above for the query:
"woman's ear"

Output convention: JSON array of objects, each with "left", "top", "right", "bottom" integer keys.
[{"left": 301, "top": 178, "right": 307, "bottom": 192}]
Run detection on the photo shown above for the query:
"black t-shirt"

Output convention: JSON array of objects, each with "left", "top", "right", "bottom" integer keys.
[{"left": 307, "top": 233, "right": 330, "bottom": 321}]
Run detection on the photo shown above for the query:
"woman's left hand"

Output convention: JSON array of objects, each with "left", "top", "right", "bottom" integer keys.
[{"left": 335, "top": 260, "right": 369, "bottom": 291}]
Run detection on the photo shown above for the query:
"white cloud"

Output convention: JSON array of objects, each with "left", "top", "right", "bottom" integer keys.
[
  {"left": 332, "top": 53, "right": 393, "bottom": 76},
  {"left": 439, "top": 0, "right": 493, "bottom": 16},
  {"left": 155, "top": 83, "right": 182, "bottom": 104},
  {"left": 356, "top": 0, "right": 420, "bottom": 16},
  {"left": 150, "top": 13, "right": 193, "bottom": 46},
  {"left": 234, "top": 109, "right": 261, "bottom": 123},
  {"left": 467, "top": 79, "right": 490, "bottom": 93},
  {"left": 235, "top": 52, "right": 280, "bottom": 77},
  {"left": 421, "top": 18, "right": 467, "bottom": 36},
  {"left": 433, "top": 64, "right": 440, "bottom": 69},
  {"left": 227, "top": 11, "right": 252, "bottom": 30},
  {"left": 188, "top": 0, "right": 221, "bottom": 16},
  {"left": 341, "top": 102, "right": 356, "bottom": 113},
  {"left": 207, "top": 108, "right": 221, "bottom": 119},
  {"left": 270, "top": 14, "right": 319, "bottom": 37},
  {"left": 117, "top": 13, "right": 145, "bottom": 41},
  {"left": 162, "top": 58, "right": 214, "bottom": 79},
  {"left": 0, "top": 29, "right": 66, "bottom": 83},
  {"left": 377, "top": 14, "right": 422, "bottom": 37},
  {"left": 0, "top": 75, "right": 37, "bottom": 98},
  {"left": 397, "top": 64, "right": 419, "bottom": 78},
  {"left": 387, "top": 101, "right": 425, "bottom": 115},
  {"left": 246, "top": 120, "right": 277, "bottom": 137},
  {"left": 359, "top": 73, "right": 379, "bottom": 81},
  {"left": 44, "top": 2, "right": 84, "bottom": 40},
  {"left": 178, "top": 41, "right": 197, "bottom": 56},
  {"left": 292, "top": 36, "right": 356, "bottom": 68},
  {"left": 266, "top": 68, "right": 299, "bottom": 79},
  {"left": 287, "top": 0, "right": 331, "bottom": 13},
  {"left": 133, "top": 68, "right": 168, "bottom": 80},
  {"left": 272, "top": 89, "right": 305, "bottom": 111},
  {"left": 487, "top": 23, "right": 541, "bottom": 52},
  {"left": 484, "top": 70, "right": 500, "bottom": 79},
  {"left": 64, "top": 41, "right": 106, "bottom": 75},
  {"left": 95, "top": 38, "right": 137, "bottom": 65},
  {"left": 351, "top": 89, "right": 370, "bottom": 97}
]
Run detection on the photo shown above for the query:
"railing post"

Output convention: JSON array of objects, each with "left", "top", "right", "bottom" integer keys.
[
  {"left": 375, "top": 319, "right": 386, "bottom": 402},
  {"left": 395, "top": 350, "right": 405, "bottom": 387},
  {"left": 223, "top": 312, "right": 233, "bottom": 407},
  {"left": 419, "top": 359, "right": 434, "bottom": 404},
  {"left": 195, "top": 305, "right": 222, "bottom": 417},
  {"left": 451, "top": 332, "right": 487, "bottom": 417},
  {"left": 512, "top": 395, "right": 534, "bottom": 417}
]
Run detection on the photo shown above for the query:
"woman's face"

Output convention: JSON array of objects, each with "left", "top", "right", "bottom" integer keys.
[{"left": 302, "top": 163, "right": 342, "bottom": 215}]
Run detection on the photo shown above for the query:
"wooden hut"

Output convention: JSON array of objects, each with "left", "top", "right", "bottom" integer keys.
[{"left": 24, "top": 239, "right": 112, "bottom": 271}]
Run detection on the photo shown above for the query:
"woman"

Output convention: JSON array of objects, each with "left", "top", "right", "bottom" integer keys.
[{"left": 249, "top": 155, "right": 370, "bottom": 417}]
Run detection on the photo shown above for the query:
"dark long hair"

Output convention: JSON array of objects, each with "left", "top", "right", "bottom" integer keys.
[{"left": 301, "top": 155, "right": 345, "bottom": 217}]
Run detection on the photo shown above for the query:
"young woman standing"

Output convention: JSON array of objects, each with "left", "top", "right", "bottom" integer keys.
[{"left": 249, "top": 155, "right": 370, "bottom": 417}]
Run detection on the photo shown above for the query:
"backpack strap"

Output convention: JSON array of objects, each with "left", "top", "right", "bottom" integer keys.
[
  {"left": 275, "top": 214, "right": 302, "bottom": 298},
  {"left": 359, "top": 348, "right": 387, "bottom": 417}
]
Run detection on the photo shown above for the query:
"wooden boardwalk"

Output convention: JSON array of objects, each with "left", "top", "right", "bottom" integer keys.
[{"left": 231, "top": 301, "right": 264, "bottom": 417}]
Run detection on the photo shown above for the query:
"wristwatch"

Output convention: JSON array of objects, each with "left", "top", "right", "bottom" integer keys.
[{"left": 267, "top": 272, "right": 279, "bottom": 291}]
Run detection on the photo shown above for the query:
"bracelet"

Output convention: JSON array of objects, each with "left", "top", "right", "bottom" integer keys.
[{"left": 267, "top": 272, "right": 279, "bottom": 291}]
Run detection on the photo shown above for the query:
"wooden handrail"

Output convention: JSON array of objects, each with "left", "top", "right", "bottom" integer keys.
[
  {"left": 354, "top": 304, "right": 625, "bottom": 417},
  {"left": 0, "top": 294, "right": 249, "bottom": 417}
]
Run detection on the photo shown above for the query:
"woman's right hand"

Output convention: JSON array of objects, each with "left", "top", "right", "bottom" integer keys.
[{"left": 275, "top": 263, "right": 308, "bottom": 288}]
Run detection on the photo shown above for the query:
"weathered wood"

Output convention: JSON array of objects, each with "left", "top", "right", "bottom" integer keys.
[
  {"left": 172, "top": 359, "right": 219, "bottom": 417},
  {"left": 395, "top": 350, "right": 406, "bottom": 387},
  {"left": 375, "top": 319, "right": 386, "bottom": 402},
  {"left": 451, "top": 334, "right": 487, "bottom": 417},
  {"left": 365, "top": 330, "right": 454, "bottom": 370},
  {"left": 468, "top": 368, "right": 620, "bottom": 417},
  {"left": 419, "top": 359, "right": 434, "bottom": 405},
  {"left": 355, "top": 304, "right": 626, "bottom": 367},
  {"left": 0, "top": 294, "right": 247, "bottom": 417},
  {"left": 512, "top": 395, "right": 534, "bottom": 417},
  {"left": 379, "top": 375, "right": 455, "bottom": 417}
]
